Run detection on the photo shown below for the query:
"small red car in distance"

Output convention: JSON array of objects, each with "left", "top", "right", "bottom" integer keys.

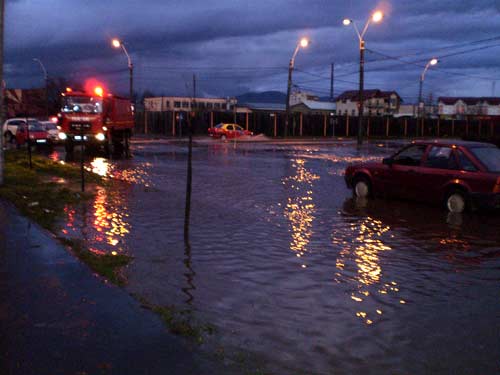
[
  {"left": 345, "top": 140, "right": 500, "bottom": 213},
  {"left": 15, "top": 121, "right": 50, "bottom": 147},
  {"left": 208, "top": 123, "right": 253, "bottom": 140}
]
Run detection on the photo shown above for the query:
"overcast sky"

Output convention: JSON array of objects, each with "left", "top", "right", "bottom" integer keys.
[{"left": 5, "top": 0, "right": 500, "bottom": 102}]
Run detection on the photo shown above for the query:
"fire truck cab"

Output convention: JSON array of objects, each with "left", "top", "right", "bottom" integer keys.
[{"left": 57, "top": 86, "right": 134, "bottom": 155}]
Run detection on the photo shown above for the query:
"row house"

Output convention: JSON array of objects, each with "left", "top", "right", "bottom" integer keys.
[
  {"left": 438, "top": 97, "right": 500, "bottom": 118},
  {"left": 335, "top": 89, "right": 402, "bottom": 117}
]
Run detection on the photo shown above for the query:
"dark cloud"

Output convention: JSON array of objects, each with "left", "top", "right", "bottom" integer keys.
[{"left": 5, "top": 0, "right": 500, "bottom": 100}]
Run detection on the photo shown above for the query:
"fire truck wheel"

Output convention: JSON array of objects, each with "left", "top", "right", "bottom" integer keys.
[{"left": 64, "top": 142, "right": 74, "bottom": 154}]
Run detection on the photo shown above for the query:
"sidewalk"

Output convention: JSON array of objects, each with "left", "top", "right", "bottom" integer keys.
[{"left": 0, "top": 201, "right": 236, "bottom": 375}]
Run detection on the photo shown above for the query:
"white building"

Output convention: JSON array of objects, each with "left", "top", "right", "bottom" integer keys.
[
  {"left": 290, "top": 90, "right": 322, "bottom": 106},
  {"left": 438, "top": 97, "right": 500, "bottom": 117},
  {"left": 144, "top": 96, "right": 237, "bottom": 112},
  {"left": 335, "top": 89, "right": 401, "bottom": 116}
]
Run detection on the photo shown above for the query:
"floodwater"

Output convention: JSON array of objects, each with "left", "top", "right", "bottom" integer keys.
[{"left": 55, "top": 139, "right": 500, "bottom": 375}]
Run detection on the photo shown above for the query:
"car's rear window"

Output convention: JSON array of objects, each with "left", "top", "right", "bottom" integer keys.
[{"left": 469, "top": 147, "right": 500, "bottom": 172}]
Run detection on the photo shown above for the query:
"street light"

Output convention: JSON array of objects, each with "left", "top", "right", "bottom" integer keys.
[
  {"left": 111, "top": 38, "right": 133, "bottom": 104},
  {"left": 418, "top": 58, "right": 438, "bottom": 134},
  {"left": 285, "top": 37, "right": 309, "bottom": 138},
  {"left": 343, "top": 10, "right": 384, "bottom": 145},
  {"left": 33, "top": 58, "right": 49, "bottom": 118}
]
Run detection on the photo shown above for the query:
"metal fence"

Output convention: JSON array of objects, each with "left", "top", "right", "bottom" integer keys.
[{"left": 135, "top": 111, "right": 500, "bottom": 141}]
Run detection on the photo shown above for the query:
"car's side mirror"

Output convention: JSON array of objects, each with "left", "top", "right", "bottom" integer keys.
[{"left": 382, "top": 158, "right": 393, "bottom": 166}]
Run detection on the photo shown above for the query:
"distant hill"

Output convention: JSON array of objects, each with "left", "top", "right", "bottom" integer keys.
[{"left": 236, "top": 91, "right": 287, "bottom": 104}]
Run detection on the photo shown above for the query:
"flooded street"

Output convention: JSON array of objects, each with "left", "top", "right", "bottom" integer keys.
[{"left": 56, "top": 139, "right": 500, "bottom": 374}]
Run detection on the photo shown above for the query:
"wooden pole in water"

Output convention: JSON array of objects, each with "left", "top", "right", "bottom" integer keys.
[
  {"left": 404, "top": 118, "right": 408, "bottom": 137},
  {"left": 184, "top": 75, "right": 195, "bottom": 241},
  {"left": 346, "top": 115, "right": 350, "bottom": 137}
]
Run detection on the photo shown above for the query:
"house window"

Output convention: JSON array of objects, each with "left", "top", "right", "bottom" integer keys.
[
  {"left": 174, "top": 101, "right": 181, "bottom": 108},
  {"left": 207, "top": 103, "right": 213, "bottom": 109},
  {"left": 351, "top": 109, "right": 356, "bottom": 116},
  {"left": 214, "top": 103, "right": 221, "bottom": 109},
  {"left": 182, "top": 102, "right": 189, "bottom": 108}
]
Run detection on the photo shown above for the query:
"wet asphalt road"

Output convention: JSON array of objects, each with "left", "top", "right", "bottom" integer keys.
[
  {"left": 4, "top": 137, "right": 500, "bottom": 375},
  {"left": 0, "top": 201, "right": 241, "bottom": 375}
]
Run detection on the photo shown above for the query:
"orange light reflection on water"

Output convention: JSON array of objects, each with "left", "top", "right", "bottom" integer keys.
[
  {"left": 283, "top": 159, "right": 319, "bottom": 266},
  {"left": 93, "top": 186, "right": 130, "bottom": 247},
  {"left": 335, "top": 214, "right": 398, "bottom": 326}
]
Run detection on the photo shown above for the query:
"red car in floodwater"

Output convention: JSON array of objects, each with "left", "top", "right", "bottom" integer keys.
[
  {"left": 345, "top": 140, "right": 500, "bottom": 213},
  {"left": 15, "top": 122, "right": 50, "bottom": 147},
  {"left": 208, "top": 123, "right": 253, "bottom": 140}
]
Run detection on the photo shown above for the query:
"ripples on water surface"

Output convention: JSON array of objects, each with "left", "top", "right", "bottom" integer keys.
[{"left": 57, "top": 141, "right": 500, "bottom": 374}]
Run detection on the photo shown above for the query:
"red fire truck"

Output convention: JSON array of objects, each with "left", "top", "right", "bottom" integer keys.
[{"left": 57, "top": 85, "right": 134, "bottom": 155}]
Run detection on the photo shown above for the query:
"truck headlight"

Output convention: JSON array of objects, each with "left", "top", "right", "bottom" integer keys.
[
  {"left": 58, "top": 132, "right": 67, "bottom": 140},
  {"left": 95, "top": 133, "right": 105, "bottom": 141}
]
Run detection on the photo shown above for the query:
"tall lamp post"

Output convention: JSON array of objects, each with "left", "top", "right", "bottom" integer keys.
[
  {"left": 343, "top": 10, "right": 384, "bottom": 146},
  {"left": 111, "top": 38, "right": 134, "bottom": 103},
  {"left": 418, "top": 58, "right": 438, "bottom": 136},
  {"left": 33, "top": 58, "right": 48, "bottom": 118},
  {"left": 285, "top": 37, "right": 309, "bottom": 138}
]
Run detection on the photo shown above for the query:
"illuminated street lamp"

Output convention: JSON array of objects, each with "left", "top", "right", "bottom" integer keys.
[
  {"left": 33, "top": 58, "right": 49, "bottom": 118},
  {"left": 343, "top": 10, "right": 384, "bottom": 145},
  {"left": 285, "top": 37, "right": 309, "bottom": 138},
  {"left": 111, "top": 38, "right": 133, "bottom": 103},
  {"left": 418, "top": 58, "right": 439, "bottom": 134}
]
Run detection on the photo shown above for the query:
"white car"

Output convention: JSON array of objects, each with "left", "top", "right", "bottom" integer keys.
[
  {"left": 39, "top": 121, "right": 60, "bottom": 143},
  {"left": 3, "top": 118, "right": 39, "bottom": 143}
]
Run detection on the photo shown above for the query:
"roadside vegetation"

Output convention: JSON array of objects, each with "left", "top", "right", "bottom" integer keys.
[{"left": 0, "top": 149, "right": 132, "bottom": 283}]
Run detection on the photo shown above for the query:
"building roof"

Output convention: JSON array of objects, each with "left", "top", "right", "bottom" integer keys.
[
  {"left": 438, "top": 97, "right": 500, "bottom": 105},
  {"left": 244, "top": 102, "right": 286, "bottom": 112},
  {"left": 335, "top": 89, "right": 401, "bottom": 102},
  {"left": 299, "top": 100, "right": 336, "bottom": 111}
]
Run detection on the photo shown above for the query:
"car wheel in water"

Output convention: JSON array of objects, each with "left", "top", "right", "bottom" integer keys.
[
  {"left": 221, "top": 134, "right": 227, "bottom": 141},
  {"left": 64, "top": 141, "right": 74, "bottom": 154},
  {"left": 353, "top": 177, "right": 371, "bottom": 198},
  {"left": 446, "top": 191, "right": 466, "bottom": 213}
]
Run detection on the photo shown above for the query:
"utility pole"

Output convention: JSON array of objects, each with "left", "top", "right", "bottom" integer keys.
[
  {"left": 358, "top": 41, "right": 365, "bottom": 145},
  {"left": 330, "top": 62, "right": 335, "bottom": 101},
  {"left": 285, "top": 61, "right": 293, "bottom": 138},
  {"left": 492, "top": 81, "right": 496, "bottom": 96},
  {"left": 0, "top": 0, "right": 4, "bottom": 186}
]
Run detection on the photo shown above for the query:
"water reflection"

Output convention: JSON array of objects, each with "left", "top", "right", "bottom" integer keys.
[
  {"left": 335, "top": 198, "right": 396, "bottom": 325},
  {"left": 282, "top": 159, "right": 319, "bottom": 264},
  {"left": 93, "top": 186, "right": 130, "bottom": 247},
  {"left": 182, "top": 241, "right": 196, "bottom": 305},
  {"left": 60, "top": 184, "right": 131, "bottom": 255}
]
